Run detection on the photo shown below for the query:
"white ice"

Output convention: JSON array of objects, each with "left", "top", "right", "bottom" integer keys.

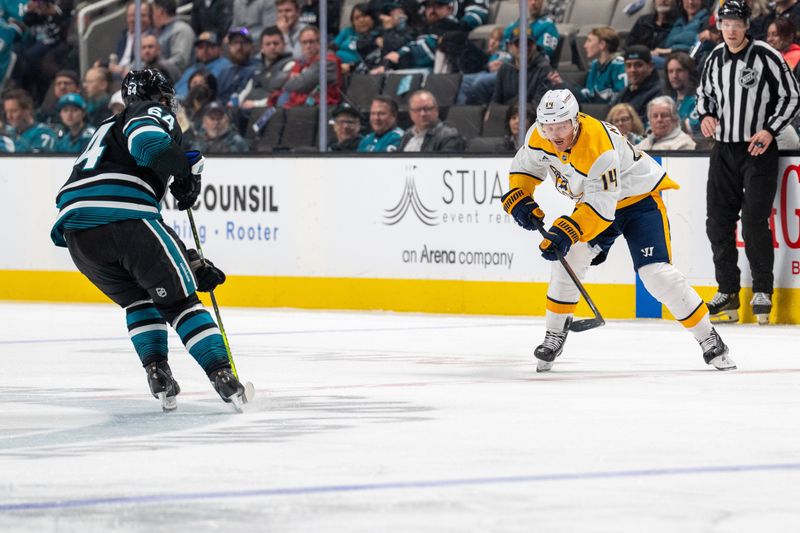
[{"left": 1, "top": 302, "right": 799, "bottom": 532}]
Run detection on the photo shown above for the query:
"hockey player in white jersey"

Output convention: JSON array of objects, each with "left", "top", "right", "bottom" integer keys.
[{"left": 502, "top": 89, "right": 736, "bottom": 372}]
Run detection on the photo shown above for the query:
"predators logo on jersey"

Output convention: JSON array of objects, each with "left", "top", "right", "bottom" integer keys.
[{"left": 549, "top": 165, "right": 580, "bottom": 199}]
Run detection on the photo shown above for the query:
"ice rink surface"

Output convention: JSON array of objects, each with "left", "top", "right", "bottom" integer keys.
[{"left": 1, "top": 302, "right": 799, "bottom": 532}]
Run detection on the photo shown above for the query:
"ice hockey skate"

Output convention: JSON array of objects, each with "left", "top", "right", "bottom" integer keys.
[
  {"left": 145, "top": 360, "right": 181, "bottom": 411},
  {"left": 699, "top": 328, "right": 736, "bottom": 370},
  {"left": 707, "top": 292, "right": 740, "bottom": 323},
  {"left": 534, "top": 329, "right": 569, "bottom": 372},
  {"left": 210, "top": 368, "right": 255, "bottom": 412},
  {"left": 751, "top": 292, "right": 772, "bottom": 325}
]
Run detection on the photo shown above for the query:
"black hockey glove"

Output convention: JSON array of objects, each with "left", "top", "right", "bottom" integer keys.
[
  {"left": 540, "top": 216, "right": 581, "bottom": 261},
  {"left": 188, "top": 249, "right": 226, "bottom": 292},
  {"left": 502, "top": 188, "right": 545, "bottom": 231},
  {"left": 169, "top": 151, "right": 205, "bottom": 210}
]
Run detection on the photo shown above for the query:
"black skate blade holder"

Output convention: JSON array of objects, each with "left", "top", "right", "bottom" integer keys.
[{"left": 532, "top": 217, "right": 605, "bottom": 332}]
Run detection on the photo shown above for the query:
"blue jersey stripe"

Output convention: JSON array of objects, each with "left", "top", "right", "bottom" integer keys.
[
  {"left": 129, "top": 130, "right": 171, "bottom": 167},
  {"left": 145, "top": 220, "right": 196, "bottom": 295},
  {"left": 57, "top": 184, "right": 160, "bottom": 209}
]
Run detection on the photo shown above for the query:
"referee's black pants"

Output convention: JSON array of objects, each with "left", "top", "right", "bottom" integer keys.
[{"left": 706, "top": 141, "right": 778, "bottom": 295}]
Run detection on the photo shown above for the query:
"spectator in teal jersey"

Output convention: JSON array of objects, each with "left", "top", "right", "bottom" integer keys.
[
  {"left": 0, "top": 0, "right": 27, "bottom": 21},
  {"left": 0, "top": 16, "right": 21, "bottom": 83},
  {"left": 358, "top": 96, "right": 403, "bottom": 152},
  {"left": 664, "top": 51, "right": 699, "bottom": 134},
  {"left": 580, "top": 27, "right": 626, "bottom": 104},
  {"left": 3, "top": 89, "right": 56, "bottom": 152},
  {"left": 53, "top": 93, "right": 95, "bottom": 154},
  {"left": 332, "top": 3, "right": 378, "bottom": 74},
  {"left": 502, "top": 0, "right": 560, "bottom": 60}
]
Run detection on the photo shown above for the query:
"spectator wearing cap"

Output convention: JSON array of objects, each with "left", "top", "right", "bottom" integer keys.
[
  {"left": 328, "top": 104, "right": 363, "bottom": 152},
  {"left": 153, "top": 0, "right": 196, "bottom": 73},
  {"left": 579, "top": 27, "right": 625, "bottom": 104},
  {"left": 626, "top": 0, "right": 678, "bottom": 51},
  {"left": 196, "top": 102, "right": 250, "bottom": 153},
  {"left": 635, "top": 95, "right": 696, "bottom": 151},
  {"left": 276, "top": 0, "right": 307, "bottom": 59},
  {"left": 53, "top": 93, "right": 96, "bottom": 154},
  {"left": 373, "top": 0, "right": 460, "bottom": 73},
  {"left": 492, "top": 25, "right": 562, "bottom": 106},
  {"left": 400, "top": 90, "right": 465, "bottom": 152},
  {"left": 140, "top": 34, "right": 181, "bottom": 82},
  {"left": 613, "top": 45, "right": 663, "bottom": 124},
  {"left": 191, "top": 0, "right": 233, "bottom": 38},
  {"left": 502, "top": 0, "right": 560, "bottom": 60},
  {"left": 36, "top": 69, "right": 80, "bottom": 126},
  {"left": 175, "top": 31, "right": 233, "bottom": 100},
  {"left": 268, "top": 26, "right": 343, "bottom": 109},
  {"left": 3, "top": 89, "right": 56, "bottom": 153},
  {"left": 358, "top": 96, "right": 404, "bottom": 152},
  {"left": 112, "top": 0, "right": 154, "bottom": 77},
  {"left": 216, "top": 27, "right": 260, "bottom": 105},
  {"left": 241, "top": 26, "right": 296, "bottom": 109},
  {"left": 232, "top": 0, "right": 278, "bottom": 42},
  {"left": 82, "top": 66, "right": 114, "bottom": 127}
]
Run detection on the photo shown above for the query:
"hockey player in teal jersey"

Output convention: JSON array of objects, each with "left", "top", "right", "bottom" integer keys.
[
  {"left": 2, "top": 89, "right": 56, "bottom": 152},
  {"left": 50, "top": 69, "right": 251, "bottom": 411}
]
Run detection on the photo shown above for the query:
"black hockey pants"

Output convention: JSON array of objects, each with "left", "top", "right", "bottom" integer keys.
[{"left": 706, "top": 141, "right": 778, "bottom": 294}]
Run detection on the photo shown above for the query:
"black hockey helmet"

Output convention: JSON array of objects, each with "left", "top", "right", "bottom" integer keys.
[
  {"left": 718, "top": 0, "right": 750, "bottom": 23},
  {"left": 121, "top": 68, "right": 177, "bottom": 112}
]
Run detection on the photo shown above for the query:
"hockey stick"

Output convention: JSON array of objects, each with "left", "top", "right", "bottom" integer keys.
[
  {"left": 186, "top": 208, "right": 239, "bottom": 378},
  {"left": 532, "top": 217, "right": 605, "bottom": 332}
]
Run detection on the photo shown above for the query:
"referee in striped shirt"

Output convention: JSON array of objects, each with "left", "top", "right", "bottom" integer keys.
[{"left": 696, "top": 0, "right": 800, "bottom": 324}]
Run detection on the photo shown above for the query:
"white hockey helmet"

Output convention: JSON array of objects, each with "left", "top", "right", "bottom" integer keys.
[{"left": 536, "top": 89, "right": 580, "bottom": 139}]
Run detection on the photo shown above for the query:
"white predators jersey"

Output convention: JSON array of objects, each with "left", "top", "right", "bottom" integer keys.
[{"left": 509, "top": 113, "right": 679, "bottom": 241}]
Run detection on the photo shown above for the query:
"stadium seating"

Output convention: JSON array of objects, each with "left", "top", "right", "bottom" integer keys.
[
  {"left": 423, "top": 73, "right": 462, "bottom": 107},
  {"left": 444, "top": 105, "right": 485, "bottom": 140},
  {"left": 346, "top": 74, "right": 384, "bottom": 112}
]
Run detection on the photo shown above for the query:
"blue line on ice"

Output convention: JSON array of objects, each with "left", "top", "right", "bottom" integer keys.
[
  {"left": 3, "top": 462, "right": 800, "bottom": 512},
  {"left": 0, "top": 322, "right": 531, "bottom": 345}
]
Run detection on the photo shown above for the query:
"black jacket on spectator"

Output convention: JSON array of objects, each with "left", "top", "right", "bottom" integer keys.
[
  {"left": 614, "top": 69, "right": 663, "bottom": 123},
  {"left": 492, "top": 49, "right": 555, "bottom": 106},
  {"left": 625, "top": 13, "right": 676, "bottom": 50},
  {"left": 191, "top": 0, "right": 233, "bottom": 38},
  {"left": 329, "top": 135, "right": 363, "bottom": 152},
  {"left": 438, "top": 31, "right": 488, "bottom": 74},
  {"left": 399, "top": 121, "right": 465, "bottom": 152}
]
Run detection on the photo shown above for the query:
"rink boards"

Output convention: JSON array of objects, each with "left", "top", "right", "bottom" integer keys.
[{"left": 1, "top": 155, "right": 799, "bottom": 323}]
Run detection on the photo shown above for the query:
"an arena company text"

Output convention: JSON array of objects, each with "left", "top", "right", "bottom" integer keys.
[
  {"left": 381, "top": 162, "right": 519, "bottom": 272},
  {"left": 162, "top": 181, "right": 280, "bottom": 245}
]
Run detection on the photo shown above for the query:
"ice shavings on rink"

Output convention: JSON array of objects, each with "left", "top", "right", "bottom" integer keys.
[{"left": 1, "top": 302, "right": 799, "bottom": 532}]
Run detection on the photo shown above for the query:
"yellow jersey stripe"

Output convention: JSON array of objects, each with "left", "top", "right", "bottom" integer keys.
[{"left": 678, "top": 301, "right": 708, "bottom": 329}]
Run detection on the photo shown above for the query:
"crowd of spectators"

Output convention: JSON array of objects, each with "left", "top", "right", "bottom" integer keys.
[{"left": 3, "top": 0, "right": 800, "bottom": 154}]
